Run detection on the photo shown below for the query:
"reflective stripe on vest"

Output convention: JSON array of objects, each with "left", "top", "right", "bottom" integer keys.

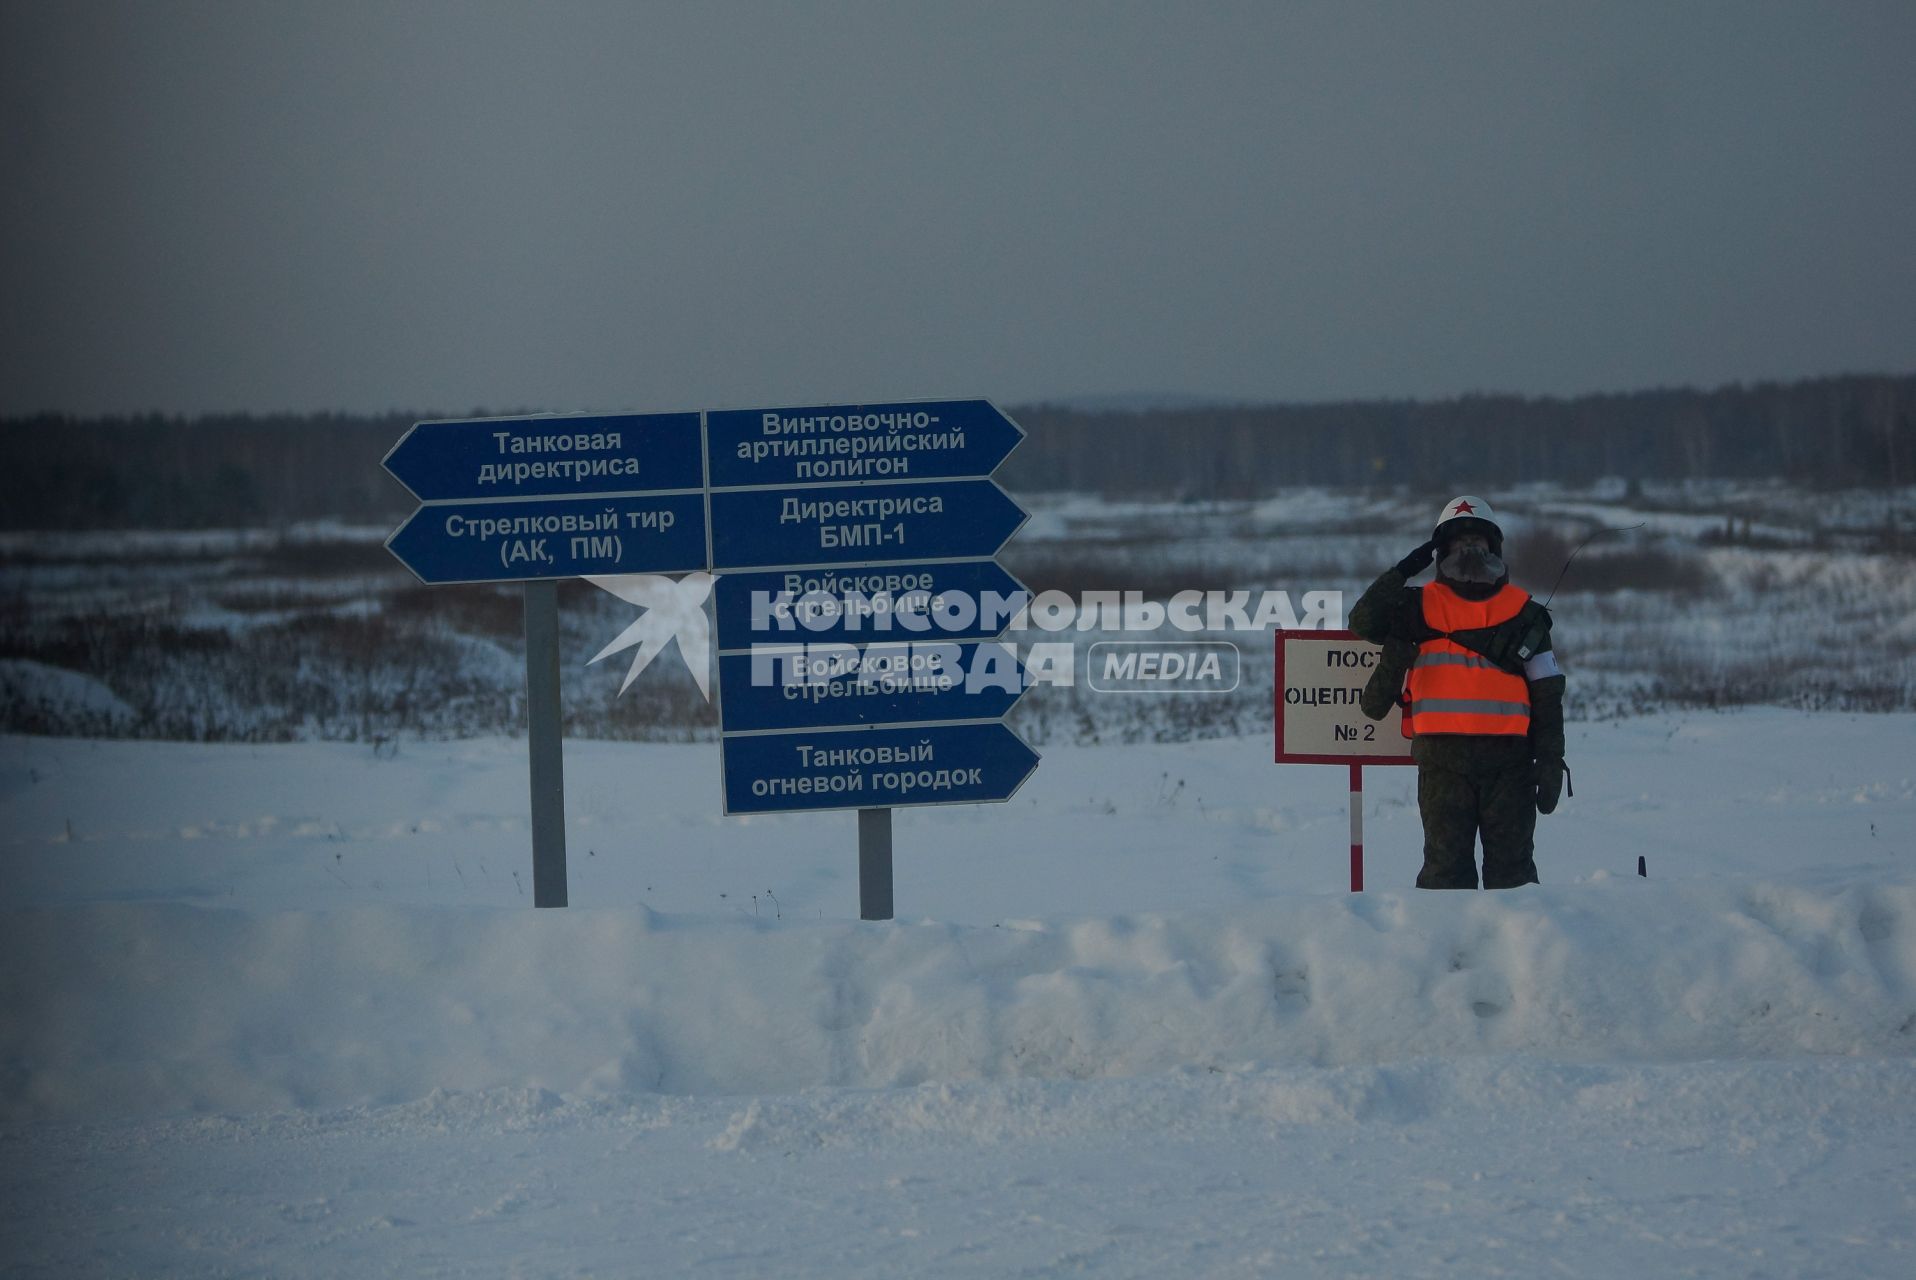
[
  {"left": 1407, "top": 582, "right": 1532, "bottom": 736},
  {"left": 1409, "top": 698, "right": 1532, "bottom": 718}
]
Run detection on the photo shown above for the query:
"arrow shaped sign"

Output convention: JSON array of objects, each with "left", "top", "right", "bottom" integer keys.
[
  {"left": 709, "top": 479, "right": 1027, "bottom": 572},
  {"left": 711, "top": 559, "right": 1029, "bottom": 648},
  {"left": 705, "top": 399, "right": 1024, "bottom": 488},
  {"left": 384, "top": 412, "right": 703, "bottom": 502},
  {"left": 717, "top": 641, "right": 1029, "bottom": 733},
  {"left": 385, "top": 492, "right": 708, "bottom": 585},
  {"left": 720, "top": 721, "right": 1040, "bottom": 815}
]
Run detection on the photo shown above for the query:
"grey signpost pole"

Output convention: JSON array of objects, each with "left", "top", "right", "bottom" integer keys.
[
  {"left": 858, "top": 807, "right": 893, "bottom": 921},
  {"left": 524, "top": 580, "right": 568, "bottom": 908}
]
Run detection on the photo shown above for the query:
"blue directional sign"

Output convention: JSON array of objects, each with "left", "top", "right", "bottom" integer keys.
[
  {"left": 720, "top": 721, "right": 1040, "bottom": 815},
  {"left": 379, "top": 398, "right": 1042, "bottom": 825},
  {"left": 718, "top": 641, "right": 1028, "bottom": 733},
  {"left": 705, "top": 399, "right": 1025, "bottom": 488},
  {"left": 386, "top": 492, "right": 707, "bottom": 585},
  {"left": 384, "top": 413, "right": 703, "bottom": 502},
  {"left": 712, "top": 559, "right": 1029, "bottom": 647},
  {"left": 709, "top": 479, "right": 1027, "bottom": 571}
]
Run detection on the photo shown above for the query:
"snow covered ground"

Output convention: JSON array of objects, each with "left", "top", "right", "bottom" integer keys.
[
  {"left": 4, "top": 712, "right": 1915, "bottom": 1275},
  {"left": 8, "top": 483, "right": 1915, "bottom": 746}
]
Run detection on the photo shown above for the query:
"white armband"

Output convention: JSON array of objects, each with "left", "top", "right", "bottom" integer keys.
[{"left": 1524, "top": 650, "right": 1563, "bottom": 680}]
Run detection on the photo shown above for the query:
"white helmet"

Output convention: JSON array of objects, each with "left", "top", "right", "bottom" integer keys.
[{"left": 1432, "top": 495, "right": 1503, "bottom": 554}]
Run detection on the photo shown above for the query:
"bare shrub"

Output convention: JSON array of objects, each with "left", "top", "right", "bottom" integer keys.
[
  {"left": 1509, "top": 526, "right": 1715, "bottom": 596},
  {"left": 385, "top": 583, "right": 523, "bottom": 639},
  {"left": 245, "top": 536, "right": 392, "bottom": 578}
]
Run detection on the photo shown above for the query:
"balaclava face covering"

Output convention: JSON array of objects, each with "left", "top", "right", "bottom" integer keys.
[{"left": 1436, "top": 525, "right": 1507, "bottom": 599}]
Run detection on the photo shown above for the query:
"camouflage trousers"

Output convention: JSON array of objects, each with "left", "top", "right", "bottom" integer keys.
[{"left": 1411, "top": 734, "right": 1539, "bottom": 890}]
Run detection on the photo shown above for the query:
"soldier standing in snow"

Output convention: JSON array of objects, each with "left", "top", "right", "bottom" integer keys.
[{"left": 1350, "top": 497, "right": 1567, "bottom": 889}]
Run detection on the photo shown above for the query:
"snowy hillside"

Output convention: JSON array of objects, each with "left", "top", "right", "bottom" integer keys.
[
  {"left": 9, "top": 876, "right": 1916, "bottom": 1119},
  {"left": 5, "top": 710, "right": 1915, "bottom": 1275}
]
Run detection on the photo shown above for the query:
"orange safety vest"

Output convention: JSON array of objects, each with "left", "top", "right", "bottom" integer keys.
[{"left": 1406, "top": 582, "right": 1532, "bottom": 737}]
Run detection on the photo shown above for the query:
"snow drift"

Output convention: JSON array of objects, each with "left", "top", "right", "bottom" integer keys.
[{"left": 6, "top": 880, "right": 1914, "bottom": 1122}]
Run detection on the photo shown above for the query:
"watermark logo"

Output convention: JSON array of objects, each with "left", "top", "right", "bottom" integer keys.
[
  {"left": 1087, "top": 641, "right": 1240, "bottom": 693},
  {"left": 585, "top": 572, "right": 715, "bottom": 699},
  {"left": 587, "top": 582, "right": 1339, "bottom": 697}
]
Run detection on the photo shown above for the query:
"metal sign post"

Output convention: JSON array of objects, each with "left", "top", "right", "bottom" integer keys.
[
  {"left": 1274, "top": 629, "right": 1415, "bottom": 892},
  {"left": 386, "top": 414, "right": 713, "bottom": 910},
  {"left": 858, "top": 807, "right": 894, "bottom": 921},
  {"left": 524, "top": 580, "right": 568, "bottom": 907}
]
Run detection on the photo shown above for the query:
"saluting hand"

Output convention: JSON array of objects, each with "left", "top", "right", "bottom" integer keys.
[{"left": 1394, "top": 540, "right": 1437, "bottom": 578}]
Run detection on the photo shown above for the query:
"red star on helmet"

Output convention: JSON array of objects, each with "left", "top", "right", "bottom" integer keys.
[{"left": 1451, "top": 500, "right": 1475, "bottom": 515}]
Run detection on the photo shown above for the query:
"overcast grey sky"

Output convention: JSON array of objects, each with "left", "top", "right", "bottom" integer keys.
[{"left": 3, "top": 0, "right": 1912, "bottom": 416}]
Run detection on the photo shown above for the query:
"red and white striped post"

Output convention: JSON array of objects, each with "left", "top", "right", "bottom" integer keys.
[
  {"left": 1275, "top": 631, "right": 1412, "bottom": 894},
  {"left": 1349, "top": 762, "right": 1364, "bottom": 893}
]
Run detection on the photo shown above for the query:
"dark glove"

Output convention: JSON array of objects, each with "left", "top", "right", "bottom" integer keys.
[
  {"left": 1393, "top": 540, "right": 1437, "bottom": 579},
  {"left": 1359, "top": 637, "right": 1417, "bottom": 721},
  {"left": 1534, "top": 756, "right": 1564, "bottom": 815}
]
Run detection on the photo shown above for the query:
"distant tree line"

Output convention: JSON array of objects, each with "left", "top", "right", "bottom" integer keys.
[
  {"left": 1, "top": 410, "right": 415, "bottom": 530},
  {"left": 1007, "top": 374, "right": 1915, "bottom": 498},
  {"left": 2, "top": 374, "right": 1909, "bottom": 529}
]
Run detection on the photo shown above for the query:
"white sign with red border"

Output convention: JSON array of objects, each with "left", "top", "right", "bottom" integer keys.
[{"left": 1273, "top": 629, "right": 1414, "bottom": 765}]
